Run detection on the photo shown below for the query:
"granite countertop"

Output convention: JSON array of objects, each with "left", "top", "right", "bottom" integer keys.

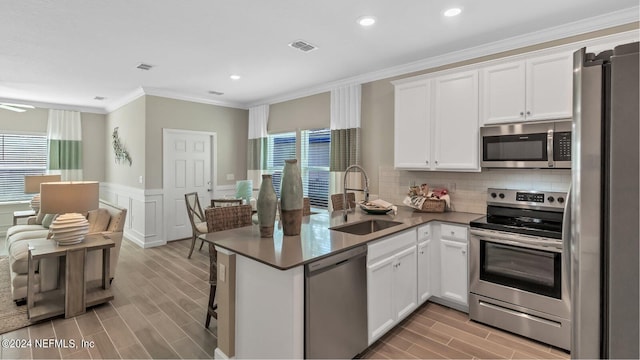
[{"left": 199, "top": 206, "right": 483, "bottom": 270}]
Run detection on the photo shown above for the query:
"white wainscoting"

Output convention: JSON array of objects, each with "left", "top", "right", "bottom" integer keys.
[
  {"left": 215, "top": 185, "right": 237, "bottom": 199},
  {"left": 100, "top": 183, "right": 165, "bottom": 248},
  {"left": 101, "top": 182, "right": 242, "bottom": 248}
]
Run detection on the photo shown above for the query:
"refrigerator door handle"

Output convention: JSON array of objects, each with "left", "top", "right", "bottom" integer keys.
[{"left": 561, "top": 186, "right": 571, "bottom": 291}]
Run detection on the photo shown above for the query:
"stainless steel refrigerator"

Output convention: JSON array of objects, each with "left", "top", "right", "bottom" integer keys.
[{"left": 571, "top": 42, "right": 639, "bottom": 358}]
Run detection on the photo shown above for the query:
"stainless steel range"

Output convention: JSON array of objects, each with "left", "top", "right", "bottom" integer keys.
[{"left": 469, "top": 188, "right": 570, "bottom": 350}]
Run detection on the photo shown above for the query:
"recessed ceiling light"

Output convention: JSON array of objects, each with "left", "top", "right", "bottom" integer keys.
[
  {"left": 357, "top": 16, "right": 376, "bottom": 27},
  {"left": 230, "top": 74, "right": 241, "bottom": 80},
  {"left": 443, "top": 7, "right": 462, "bottom": 17}
]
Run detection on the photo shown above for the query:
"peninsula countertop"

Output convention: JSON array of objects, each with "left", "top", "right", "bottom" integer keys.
[{"left": 199, "top": 207, "right": 483, "bottom": 270}]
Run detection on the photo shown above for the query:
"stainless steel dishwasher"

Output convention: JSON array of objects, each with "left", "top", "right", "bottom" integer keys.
[{"left": 305, "top": 245, "right": 368, "bottom": 359}]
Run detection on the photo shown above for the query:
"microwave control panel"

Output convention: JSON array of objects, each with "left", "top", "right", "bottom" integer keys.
[{"left": 554, "top": 132, "right": 571, "bottom": 161}]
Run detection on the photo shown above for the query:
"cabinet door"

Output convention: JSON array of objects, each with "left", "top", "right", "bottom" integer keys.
[
  {"left": 393, "top": 246, "right": 418, "bottom": 322},
  {"left": 481, "top": 61, "right": 526, "bottom": 124},
  {"left": 433, "top": 70, "right": 480, "bottom": 170},
  {"left": 525, "top": 52, "right": 573, "bottom": 121},
  {"left": 417, "top": 239, "right": 432, "bottom": 305},
  {"left": 367, "top": 255, "right": 395, "bottom": 344},
  {"left": 394, "top": 80, "right": 432, "bottom": 169},
  {"left": 440, "top": 239, "right": 468, "bottom": 306}
]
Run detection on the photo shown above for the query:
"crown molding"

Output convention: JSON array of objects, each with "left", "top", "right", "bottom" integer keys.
[
  {"left": 103, "top": 87, "right": 146, "bottom": 113},
  {"left": 248, "top": 7, "right": 639, "bottom": 107},
  {"left": 140, "top": 87, "right": 250, "bottom": 110}
]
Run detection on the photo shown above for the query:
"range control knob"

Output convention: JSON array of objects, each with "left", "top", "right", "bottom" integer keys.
[
  {"left": 547, "top": 196, "right": 555, "bottom": 203},
  {"left": 490, "top": 192, "right": 497, "bottom": 198},
  {"left": 557, "top": 197, "right": 565, "bottom": 204},
  {"left": 499, "top": 193, "right": 505, "bottom": 199}
]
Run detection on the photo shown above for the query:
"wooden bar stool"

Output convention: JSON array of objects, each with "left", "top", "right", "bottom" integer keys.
[{"left": 203, "top": 204, "right": 253, "bottom": 328}]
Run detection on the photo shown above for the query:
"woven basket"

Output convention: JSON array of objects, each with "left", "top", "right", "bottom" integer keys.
[{"left": 414, "top": 198, "right": 446, "bottom": 213}]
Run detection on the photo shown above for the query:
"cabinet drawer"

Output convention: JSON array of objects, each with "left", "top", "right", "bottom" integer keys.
[
  {"left": 441, "top": 224, "right": 468, "bottom": 241},
  {"left": 368, "top": 229, "right": 416, "bottom": 264},
  {"left": 417, "top": 224, "right": 431, "bottom": 241}
]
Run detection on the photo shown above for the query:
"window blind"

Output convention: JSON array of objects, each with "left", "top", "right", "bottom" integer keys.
[
  {"left": 301, "top": 129, "right": 330, "bottom": 208},
  {"left": 267, "top": 132, "right": 296, "bottom": 198},
  {"left": 0, "top": 133, "right": 48, "bottom": 202}
]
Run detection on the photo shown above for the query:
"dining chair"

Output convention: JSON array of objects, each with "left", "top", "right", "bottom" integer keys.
[
  {"left": 331, "top": 192, "right": 356, "bottom": 211},
  {"left": 211, "top": 198, "right": 243, "bottom": 208},
  {"left": 184, "top": 192, "right": 208, "bottom": 259},
  {"left": 203, "top": 204, "right": 253, "bottom": 328}
]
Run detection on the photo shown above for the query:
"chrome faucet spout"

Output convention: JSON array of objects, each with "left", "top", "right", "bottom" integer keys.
[{"left": 342, "top": 165, "right": 370, "bottom": 221}]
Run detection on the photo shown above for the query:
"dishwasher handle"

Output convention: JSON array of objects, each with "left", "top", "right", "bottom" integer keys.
[{"left": 306, "top": 245, "right": 367, "bottom": 275}]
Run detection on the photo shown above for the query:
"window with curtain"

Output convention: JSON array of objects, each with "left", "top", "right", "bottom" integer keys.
[
  {"left": 266, "top": 132, "right": 296, "bottom": 198},
  {"left": 266, "top": 129, "right": 331, "bottom": 208},
  {"left": 301, "top": 129, "right": 330, "bottom": 208},
  {"left": 0, "top": 133, "right": 48, "bottom": 202}
]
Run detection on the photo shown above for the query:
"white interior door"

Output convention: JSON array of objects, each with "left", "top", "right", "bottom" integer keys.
[{"left": 163, "top": 129, "right": 214, "bottom": 241}]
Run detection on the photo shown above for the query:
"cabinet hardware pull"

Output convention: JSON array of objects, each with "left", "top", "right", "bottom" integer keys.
[
  {"left": 526, "top": 111, "right": 531, "bottom": 115},
  {"left": 520, "top": 112, "right": 524, "bottom": 116}
]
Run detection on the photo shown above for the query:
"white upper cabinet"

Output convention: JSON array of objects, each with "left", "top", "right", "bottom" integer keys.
[
  {"left": 481, "top": 62, "right": 526, "bottom": 124},
  {"left": 525, "top": 53, "right": 573, "bottom": 121},
  {"left": 433, "top": 70, "right": 480, "bottom": 170},
  {"left": 393, "top": 79, "right": 431, "bottom": 169},
  {"left": 393, "top": 70, "right": 479, "bottom": 172},
  {"left": 481, "top": 51, "right": 573, "bottom": 125}
]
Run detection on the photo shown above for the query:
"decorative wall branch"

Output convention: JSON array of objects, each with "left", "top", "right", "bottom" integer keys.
[{"left": 112, "top": 127, "right": 132, "bottom": 166}]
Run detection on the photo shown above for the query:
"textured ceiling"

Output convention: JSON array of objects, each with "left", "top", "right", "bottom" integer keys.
[{"left": 0, "top": 0, "right": 638, "bottom": 113}]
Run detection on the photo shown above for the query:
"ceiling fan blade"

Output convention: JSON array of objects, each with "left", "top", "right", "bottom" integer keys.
[
  {"left": 0, "top": 102, "right": 35, "bottom": 109},
  {"left": 0, "top": 104, "right": 28, "bottom": 112}
]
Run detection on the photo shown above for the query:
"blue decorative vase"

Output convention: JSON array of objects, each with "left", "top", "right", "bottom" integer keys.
[{"left": 280, "top": 159, "right": 303, "bottom": 236}]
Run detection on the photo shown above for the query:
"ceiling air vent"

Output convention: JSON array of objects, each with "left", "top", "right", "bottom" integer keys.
[
  {"left": 208, "top": 91, "right": 224, "bottom": 96},
  {"left": 136, "top": 63, "right": 153, "bottom": 71},
  {"left": 288, "top": 40, "right": 318, "bottom": 53}
]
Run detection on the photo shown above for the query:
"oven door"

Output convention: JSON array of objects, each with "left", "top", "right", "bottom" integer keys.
[{"left": 469, "top": 228, "right": 570, "bottom": 319}]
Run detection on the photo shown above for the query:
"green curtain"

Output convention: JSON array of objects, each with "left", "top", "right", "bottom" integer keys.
[
  {"left": 247, "top": 137, "right": 268, "bottom": 172},
  {"left": 330, "top": 128, "right": 361, "bottom": 171},
  {"left": 47, "top": 109, "right": 83, "bottom": 180},
  {"left": 48, "top": 139, "right": 82, "bottom": 170}
]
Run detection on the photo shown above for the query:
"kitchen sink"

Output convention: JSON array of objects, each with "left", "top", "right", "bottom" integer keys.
[{"left": 330, "top": 219, "right": 403, "bottom": 236}]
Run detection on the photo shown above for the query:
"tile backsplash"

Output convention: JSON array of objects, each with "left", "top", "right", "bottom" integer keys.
[{"left": 378, "top": 166, "right": 571, "bottom": 214}]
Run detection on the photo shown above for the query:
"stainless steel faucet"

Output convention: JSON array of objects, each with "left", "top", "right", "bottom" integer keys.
[{"left": 343, "top": 164, "right": 369, "bottom": 221}]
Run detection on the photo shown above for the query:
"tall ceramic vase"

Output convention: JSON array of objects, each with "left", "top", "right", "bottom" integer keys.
[
  {"left": 280, "top": 159, "right": 303, "bottom": 236},
  {"left": 257, "top": 174, "right": 277, "bottom": 237}
]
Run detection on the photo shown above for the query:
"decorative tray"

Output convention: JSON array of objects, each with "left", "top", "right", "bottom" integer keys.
[{"left": 358, "top": 202, "right": 393, "bottom": 215}]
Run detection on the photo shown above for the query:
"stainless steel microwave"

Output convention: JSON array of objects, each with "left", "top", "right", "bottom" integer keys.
[{"left": 480, "top": 120, "right": 572, "bottom": 169}]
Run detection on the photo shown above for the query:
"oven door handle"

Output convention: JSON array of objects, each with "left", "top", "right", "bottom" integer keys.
[{"left": 470, "top": 229, "right": 562, "bottom": 253}]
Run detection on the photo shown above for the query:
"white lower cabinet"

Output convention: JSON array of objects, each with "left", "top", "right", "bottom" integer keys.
[
  {"left": 366, "top": 222, "right": 469, "bottom": 345},
  {"left": 439, "top": 224, "right": 469, "bottom": 307},
  {"left": 417, "top": 224, "right": 433, "bottom": 304},
  {"left": 367, "top": 229, "right": 417, "bottom": 345}
]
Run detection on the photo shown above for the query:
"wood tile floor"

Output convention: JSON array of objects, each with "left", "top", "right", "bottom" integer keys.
[
  {"left": 1, "top": 236, "right": 571, "bottom": 359},
  {"left": 360, "top": 302, "right": 570, "bottom": 360}
]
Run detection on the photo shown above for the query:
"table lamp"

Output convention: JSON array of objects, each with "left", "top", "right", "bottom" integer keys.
[
  {"left": 24, "top": 174, "right": 62, "bottom": 213},
  {"left": 40, "top": 181, "right": 99, "bottom": 245}
]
